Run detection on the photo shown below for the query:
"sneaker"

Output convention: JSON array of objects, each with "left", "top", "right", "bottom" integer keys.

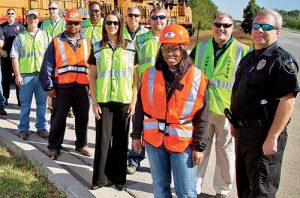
[
  {"left": 75, "top": 146, "right": 92, "bottom": 156},
  {"left": 0, "top": 108, "right": 7, "bottom": 115},
  {"left": 216, "top": 194, "right": 226, "bottom": 198},
  {"left": 37, "top": 129, "right": 49, "bottom": 138},
  {"left": 67, "top": 109, "right": 74, "bottom": 118},
  {"left": 127, "top": 164, "right": 138, "bottom": 174},
  {"left": 18, "top": 131, "right": 29, "bottom": 140},
  {"left": 115, "top": 184, "right": 126, "bottom": 191},
  {"left": 48, "top": 149, "right": 58, "bottom": 160}
]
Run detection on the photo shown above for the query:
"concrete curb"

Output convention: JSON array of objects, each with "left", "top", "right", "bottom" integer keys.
[{"left": 0, "top": 126, "right": 95, "bottom": 198}]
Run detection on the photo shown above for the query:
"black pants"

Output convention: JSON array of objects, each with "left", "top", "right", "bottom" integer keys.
[
  {"left": 236, "top": 127, "right": 287, "bottom": 198},
  {"left": 1, "top": 57, "right": 20, "bottom": 104},
  {"left": 92, "top": 102, "right": 130, "bottom": 187},
  {"left": 48, "top": 86, "right": 89, "bottom": 151}
]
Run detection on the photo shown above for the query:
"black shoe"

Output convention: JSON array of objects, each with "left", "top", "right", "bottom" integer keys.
[
  {"left": 48, "top": 149, "right": 58, "bottom": 160},
  {"left": 37, "top": 129, "right": 49, "bottom": 138},
  {"left": 18, "top": 131, "right": 29, "bottom": 140},
  {"left": 127, "top": 164, "right": 138, "bottom": 174},
  {"left": 0, "top": 108, "right": 7, "bottom": 115},
  {"left": 216, "top": 194, "right": 226, "bottom": 198},
  {"left": 115, "top": 184, "right": 126, "bottom": 191}
]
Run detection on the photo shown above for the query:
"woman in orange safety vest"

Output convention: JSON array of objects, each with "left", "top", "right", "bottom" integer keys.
[{"left": 131, "top": 24, "right": 210, "bottom": 197}]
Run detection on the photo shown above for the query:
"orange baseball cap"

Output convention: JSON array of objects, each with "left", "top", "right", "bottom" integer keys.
[{"left": 65, "top": 8, "right": 82, "bottom": 22}]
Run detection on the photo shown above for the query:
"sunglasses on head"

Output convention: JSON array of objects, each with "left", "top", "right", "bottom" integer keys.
[
  {"left": 252, "top": 23, "right": 275, "bottom": 31},
  {"left": 128, "top": 13, "right": 140, "bottom": 18},
  {"left": 7, "top": 12, "right": 15, "bottom": 16},
  {"left": 213, "top": 22, "right": 232, "bottom": 29},
  {"left": 151, "top": 15, "right": 166, "bottom": 20},
  {"left": 105, "top": 20, "right": 119, "bottom": 26},
  {"left": 67, "top": 21, "right": 80, "bottom": 26},
  {"left": 89, "top": 9, "right": 100, "bottom": 14},
  {"left": 48, "top": 7, "right": 58, "bottom": 10}
]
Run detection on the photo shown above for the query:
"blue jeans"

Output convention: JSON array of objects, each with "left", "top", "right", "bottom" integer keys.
[
  {"left": 18, "top": 74, "right": 47, "bottom": 132},
  {"left": 145, "top": 143, "right": 197, "bottom": 198},
  {"left": 0, "top": 64, "right": 5, "bottom": 108}
]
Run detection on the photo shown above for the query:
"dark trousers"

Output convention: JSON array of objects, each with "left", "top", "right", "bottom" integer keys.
[
  {"left": 48, "top": 86, "right": 89, "bottom": 151},
  {"left": 92, "top": 102, "right": 130, "bottom": 186},
  {"left": 1, "top": 57, "right": 20, "bottom": 104},
  {"left": 236, "top": 127, "right": 287, "bottom": 198}
]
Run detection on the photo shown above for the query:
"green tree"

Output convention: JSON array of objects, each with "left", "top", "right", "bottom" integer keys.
[
  {"left": 241, "top": 0, "right": 261, "bottom": 34},
  {"left": 190, "top": 0, "right": 218, "bottom": 30}
]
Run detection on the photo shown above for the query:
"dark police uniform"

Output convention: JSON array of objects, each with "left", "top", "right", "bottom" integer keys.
[
  {"left": 0, "top": 21, "right": 25, "bottom": 105},
  {"left": 231, "top": 41, "right": 300, "bottom": 197}
]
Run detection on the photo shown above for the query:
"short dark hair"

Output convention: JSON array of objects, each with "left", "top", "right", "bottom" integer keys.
[
  {"left": 7, "top": 8, "right": 15, "bottom": 13},
  {"left": 89, "top": 1, "right": 101, "bottom": 9}
]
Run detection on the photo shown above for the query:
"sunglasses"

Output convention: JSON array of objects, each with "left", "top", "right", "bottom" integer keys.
[
  {"left": 67, "top": 21, "right": 80, "bottom": 26},
  {"left": 252, "top": 23, "right": 275, "bottom": 31},
  {"left": 89, "top": 9, "right": 100, "bottom": 14},
  {"left": 213, "top": 22, "right": 232, "bottom": 29},
  {"left": 48, "top": 7, "right": 58, "bottom": 10},
  {"left": 7, "top": 13, "right": 15, "bottom": 16},
  {"left": 161, "top": 45, "right": 181, "bottom": 54},
  {"left": 128, "top": 13, "right": 140, "bottom": 18},
  {"left": 105, "top": 20, "right": 119, "bottom": 26},
  {"left": 27, "top": 16, "right": 38, "bottom": 20},
  {"left": 151, "top": 15, "right": 166, "bottom": 20}
]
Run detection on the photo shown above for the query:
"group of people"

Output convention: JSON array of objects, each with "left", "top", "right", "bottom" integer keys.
[{"left": 0, "top": 1, "right": 298, "bottom": 197}]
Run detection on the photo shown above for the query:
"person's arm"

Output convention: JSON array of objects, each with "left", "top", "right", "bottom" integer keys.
[
  {"left": 10, "top": 37, "right": 23, "bottom": 86},
  {"left": 191, "top": 89, "right": 210, "bottom": 165},
  {"left": 127, "top": 65, "right": 138, "bottom": 116},
  {"left": 89, "top": 64, "right": 102, "bottom": 120},
  {"left": 0, "top": 27, "right": 7, "bottom": 57},
  {"left": 131, "top": 90, "right": 144, "bottom": 154},
  {"left": 262, "top": 93, "right": 296, "bottom": 155}
]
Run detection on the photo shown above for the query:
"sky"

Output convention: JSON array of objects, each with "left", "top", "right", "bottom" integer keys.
[{"left": 211, "top": 0, "right": 300, "bottom": 20}]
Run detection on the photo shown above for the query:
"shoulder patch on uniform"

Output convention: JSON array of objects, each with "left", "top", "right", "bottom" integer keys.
[
  {"left": 283, "top": 58, "right": 296, "bottom": 74},
  {"left": 256, "top": 59, "right": 266, "bottom": 70}
]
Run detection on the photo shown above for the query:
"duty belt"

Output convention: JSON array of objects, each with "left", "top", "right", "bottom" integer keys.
[{"left": 237, "top": 119, "right": 267, "bottom": 128}]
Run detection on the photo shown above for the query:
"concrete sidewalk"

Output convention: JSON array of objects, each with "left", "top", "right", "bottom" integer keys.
[{"left": 0, "top": 88, "right": 230, "bottom": 198}]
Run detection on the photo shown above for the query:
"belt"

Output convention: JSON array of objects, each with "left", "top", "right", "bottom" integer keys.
[{"left": 237, "top": 119, "right": 267, "bottom": 128}]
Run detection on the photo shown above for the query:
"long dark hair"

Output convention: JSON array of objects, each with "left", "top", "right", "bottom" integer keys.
[{"left": 100, "top": 10, "right": 125, "bottom": 48}]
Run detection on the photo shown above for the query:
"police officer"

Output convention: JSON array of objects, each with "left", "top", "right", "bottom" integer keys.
[
  {"left": 1, "top": 8, "right": 25, "bottom": 106},
  {"left": 231, "top": 10, "right": 299, "bottom": 197}
]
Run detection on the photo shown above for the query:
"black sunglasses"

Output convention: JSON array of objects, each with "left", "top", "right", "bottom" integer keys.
[
  {"left": 151, "top": 15, "right": 166, "bottom": 20},
  {"left": 105, "top": 20, "right": 119, "bottom": 26},
  {"left": 213, "top": 22, "right": 233, "bottom": 29},
  {"left": 48, "top": 7, "right": 58, "bottom": 10},
  {"left": 7, "top": 13, "right": 15, "bottom": 16},
  {"left": 89, "top": 9, "right": 100, "bottom": 14},
  {"left": 67, "top": 21, "right": 80, "bottom": 26},
  {"left": 128, "top": 13, "right": 140, "bottom": 18},
  {"left": 252, "top": 23, "right": 275, "bottom": 31}
]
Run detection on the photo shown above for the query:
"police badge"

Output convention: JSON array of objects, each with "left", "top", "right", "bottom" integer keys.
[{"left": 256, "top": 59, "right": 266, "bottom": 70}]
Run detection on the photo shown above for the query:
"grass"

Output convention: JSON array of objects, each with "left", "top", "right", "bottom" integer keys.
[{"left": 0, "top": 146, "right": 65, "bottom": 198}]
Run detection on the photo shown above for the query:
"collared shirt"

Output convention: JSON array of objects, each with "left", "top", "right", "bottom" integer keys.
[
  {"left": 0, "top": 21, "right": 25, "bottom": 51},
  {"left": 126, "top": 25, "right": 141, "bottom": 40},
  {"left": 212, "top": 36, "right": 234, "bottom": 62},
  {"left": 52, "top": 17, "right": 61, "bottom": 27}
]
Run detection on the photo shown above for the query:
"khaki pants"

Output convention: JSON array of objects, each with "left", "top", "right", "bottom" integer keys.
[{"left": 196, "top": 112, "right": 235, "bottom": 195}]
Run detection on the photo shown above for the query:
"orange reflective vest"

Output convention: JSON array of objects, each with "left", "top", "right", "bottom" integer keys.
[
  {"left": 53, "top": 34, "right": 91, "bottom": 85},
  {"left": 140, "top": 65, "right": 208, "bottom": 152}
]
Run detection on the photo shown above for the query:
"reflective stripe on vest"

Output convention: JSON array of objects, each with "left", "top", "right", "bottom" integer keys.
[
  {"left": 81, "top": 19, "right": 103, "bottom": 44},
  {"left": 208, "top": 42, "right": 244, "bottom": 90},
  {"left": 57, "top": 65, "right": 89, "bottom": 74},
  {"left": 94, "top": 42, "right": 135, "bottom": 103},
  {"left": 136, "top": 31, "right": 159, "bottom": 79},
  {"left": 41, "top": 18, "right": 65, "bottom": 37},
  {"left": 18, "top": 30, "right": 49, "bottom": 73},
  {"left": 57, "top": 38, "right": 89, "bottom": 66}
]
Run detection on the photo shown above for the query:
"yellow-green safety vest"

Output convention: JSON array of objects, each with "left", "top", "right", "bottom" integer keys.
[
  {"left": 194, "top": 38, "right": 250, "bottom": 115},
  {"left": 81, "top": 18, "right": 103, "bottom": 45},
  {"left": 135, "top": 31, "right": 160, "bottom": 81},
  {"left": 123, "top": 26, "right": 149, "bottom": 42},
  {"left": 18, "top": 30, "right": 50, "bottom": 74},
  {"left": 93, "top": 41, "right": 135, "bottom": 103},
  {"left": 40, "top": 18, "right": 66, "bottom": 37}
]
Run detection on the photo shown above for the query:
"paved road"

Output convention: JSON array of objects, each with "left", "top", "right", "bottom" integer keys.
[{"left": 0, "top": 30, "right": 299, "bottom": 198}]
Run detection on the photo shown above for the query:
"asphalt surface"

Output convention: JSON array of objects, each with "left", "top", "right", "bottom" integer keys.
[{"left": 0, "top": 30, "right": 299, "bottom": 198}]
